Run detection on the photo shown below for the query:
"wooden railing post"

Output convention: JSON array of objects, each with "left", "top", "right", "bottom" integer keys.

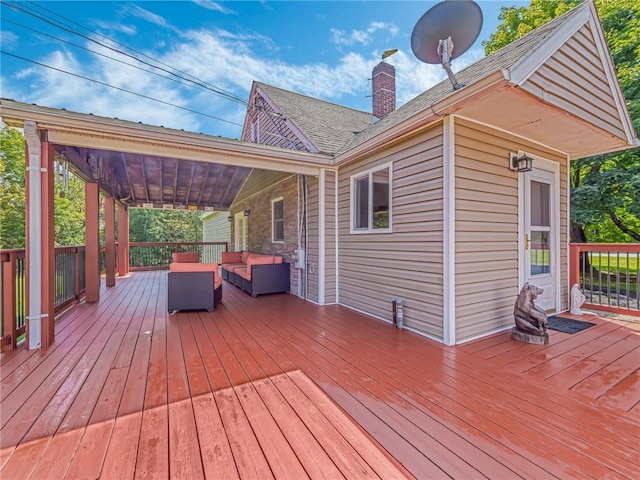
[
  {"left": 74, "top": 247, "right": 81, "bottom": 301},
  {"left": 105, "top": 196, "right": 116, "bottom": 287},
  {"left": 2, "top": 253, "right": 17, "bottom": 350},
  {"left": 569, "top": 243, "right": 580, "bottom": 288}
]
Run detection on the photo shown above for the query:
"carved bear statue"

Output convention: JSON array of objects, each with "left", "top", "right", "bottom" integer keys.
[{"left": 514, "top": 283, "right": 548, "bottom": 336}]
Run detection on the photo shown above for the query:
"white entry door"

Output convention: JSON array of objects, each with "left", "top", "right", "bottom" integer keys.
[
  {"left": 234, "top": 212, "right": 248, "bottom": 251},
  {"left": 521, "top": 164, "right": 559, "bottom": 312}
]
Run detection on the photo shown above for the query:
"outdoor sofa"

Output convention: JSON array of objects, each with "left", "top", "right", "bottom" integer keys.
[
  {"left": 167, "top": 252, "right": 223, "bottom": 312},
  {"left": 221, "top": 251, "right": 290, "bottom": 297}
]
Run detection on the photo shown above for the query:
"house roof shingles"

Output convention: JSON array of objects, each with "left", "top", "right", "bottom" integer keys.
[
  {"left": 341, "top": 3, "right": 586, "bottom": 153},
  {"left": 256, "top": 3, "right": 587, "bottom": 157},
  {"left": 255, "top": 82, "right": 373, "bottom": 155}
]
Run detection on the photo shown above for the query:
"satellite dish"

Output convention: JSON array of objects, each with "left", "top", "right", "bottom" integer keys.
[{"left": 410, "top": 0, "right": 483, "bottom": 90}]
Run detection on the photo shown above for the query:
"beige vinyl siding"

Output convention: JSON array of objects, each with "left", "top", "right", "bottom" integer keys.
[
  {"left": 234, "top": 170, "right": 293, "bottom": 204},
  {"left": 521, "top": 24, "right": 627, "bottom": 140},
  {"left": 324, "top": 171, "right": 337, "bottom": 304},
  {"left": 454, "top": 117, "right": 568, "bottom": 342},
  {"left": 306, "top": 176, "right": 319, "bottom": 303},
  {"left": 202, "top": 212, "right": 231, "bottom": 244},
  {"left": 338, "top": 124, "right": 445, "bottom": 339}
]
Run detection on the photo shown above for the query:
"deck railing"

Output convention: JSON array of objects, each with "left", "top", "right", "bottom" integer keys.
[
  {"left": 570, "top": 243, "right": 639, "bottom": 316},
  {"left": 1, "top": 249, "right": 26, "bottom": 351},
  {"left": 1, "top": 242, "right": 228, "bottom": 350},
  {"left": 1, "top": 246, "right": 87, "bottom": 351},
  {"left": 129, "top": 242, "right": 228, "bottom": 270}
]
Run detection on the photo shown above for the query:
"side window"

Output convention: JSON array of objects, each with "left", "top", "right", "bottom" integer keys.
[
  {"left": 350, "top": 164, "right": 392, "bottom": 233},
  {"left": 272, "top": 197, "right": 284, "bottom": 242}
]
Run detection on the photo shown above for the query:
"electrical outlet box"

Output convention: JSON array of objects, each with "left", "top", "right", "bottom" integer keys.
[{"left": 294, "top": 248, "right": 306, "bottom": 269}]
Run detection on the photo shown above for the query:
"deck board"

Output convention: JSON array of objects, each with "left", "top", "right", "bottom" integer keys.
[{"left": 1, "top": 271, "right": 639, "bottom": 479}]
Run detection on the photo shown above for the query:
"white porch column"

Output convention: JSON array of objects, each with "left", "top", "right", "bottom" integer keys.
[
  {"left": 443, "top": 115, "right": 457, "bottom": 346},
  {"left": 24, "top": 121, "right": 44, "bottom": 349},
  {"left": 318, "top": 169, "right": 326, "bottom": 306}
]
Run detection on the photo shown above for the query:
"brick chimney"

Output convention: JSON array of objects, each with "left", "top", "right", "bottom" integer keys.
[{"left": 372, "top": 61, "right": 396, "bottom": 120}]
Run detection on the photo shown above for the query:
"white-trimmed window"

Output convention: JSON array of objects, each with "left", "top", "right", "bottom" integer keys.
[
  {"left": 272, "top": 197, "right": 284, "bottom": 242},
  {"left": 350, "top": 163, "right": 392, "bottom": 233}
]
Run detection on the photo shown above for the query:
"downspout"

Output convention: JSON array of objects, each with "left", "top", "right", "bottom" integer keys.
[
  {"left": 304, "top": 175, "right": 309, "bottom": 300},
  {"left": 24, "top": 121, "right": 43, "bottom": 349}
]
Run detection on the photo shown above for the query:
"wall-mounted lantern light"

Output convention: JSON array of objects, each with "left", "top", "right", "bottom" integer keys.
[
  {"left": 227, "top": 215, "right": 233, "bottom": 222},
  {"left": 510, "top": 153, "right": 533, "bottom": 172},
  {"left": 244, "top": 209, "right": 251, "bottom": 217}
]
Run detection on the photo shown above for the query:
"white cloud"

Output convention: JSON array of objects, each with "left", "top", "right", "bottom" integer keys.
[
  {"left": 0, "top": 31, "right": 19, "bottom": 50},
  {"left": 331, "top": 22, "right": 399, "bottom": 47},
  {"left": 93, "top": 21, "right": 137, "bottom": 36},
  {"left": 127, "top": 5, "right": 171, "bottom": 29},
  {"left": 2, "top": 9, "right": 486, "bottom": 141},
  {"left": 193, "top": 0, "right": 236, "bottom": 14}
]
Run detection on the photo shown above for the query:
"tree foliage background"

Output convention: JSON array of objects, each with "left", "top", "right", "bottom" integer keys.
[
  {"left": 484, "top": 0, "right": 639, "bottom": 243},
  {"left": 0, "top": 126, "right": 202, "bottom": 249}
]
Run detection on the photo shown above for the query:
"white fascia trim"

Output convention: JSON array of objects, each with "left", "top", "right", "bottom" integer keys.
[
  {"left": 318, "top": 169, "right": 326, "bottom": 306},
  {"left": 583, "top": 1, "right": 638, "bottom": 145},
  {"left": 0, "top": 100, "right": 333, "bottom": 172},
  {"left": 334, "top": 71, "right": 508, "bottom": 167},
  {"left": 509, "top": 3, "right": 590, "bottom": 86},
  {"left": 443, "top": 115, "right": 456, "bottom": 346},
  {"left": 255, "top": 86, "right": 321, "bottom": 153},
  {"left": 24, "top": 121, "right": 43, "bottom": 349}
]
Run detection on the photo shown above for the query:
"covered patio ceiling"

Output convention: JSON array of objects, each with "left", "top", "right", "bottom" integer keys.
[
  {"left": 0, "top": 98, "right": 334, "bottom": 211},
  {"left": 57, "top": 144, "right": 252, "bottom": 211}
]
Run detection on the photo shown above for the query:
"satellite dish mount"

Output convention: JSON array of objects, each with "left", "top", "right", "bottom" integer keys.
[
  {"left": 437, "top": 36, "right": 462, "bottom": 90},
  {"left": 410, "top": 1, "right": 483, "bottom": 91}
]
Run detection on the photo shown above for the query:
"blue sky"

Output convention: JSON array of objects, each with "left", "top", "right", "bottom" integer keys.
[{"left": 1, "top": 1, "right": 526, "bottom": 139}]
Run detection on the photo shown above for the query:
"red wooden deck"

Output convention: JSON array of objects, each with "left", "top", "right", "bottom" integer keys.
[{"left": 1, "top": 271, "right": 639, "bottom": 479}]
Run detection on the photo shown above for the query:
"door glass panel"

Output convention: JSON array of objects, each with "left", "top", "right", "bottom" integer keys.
[
  {"left": 530, "top": 181, "right": 550, "bottom": 227},
  {"left": 530, "top": 230, "right": 550, "bottom": 275}
]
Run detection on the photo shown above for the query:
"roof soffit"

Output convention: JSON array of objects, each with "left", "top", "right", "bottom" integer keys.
[{"left": 508, "top": 0, "right": 637, "bottom": 146}]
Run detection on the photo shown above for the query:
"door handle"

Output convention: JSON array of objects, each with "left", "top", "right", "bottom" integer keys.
[{"left": 525, "top": 234, "right": 530, "bottom": 250}]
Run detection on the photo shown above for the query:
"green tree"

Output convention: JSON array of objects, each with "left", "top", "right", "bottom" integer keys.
[
  {"left": 129, "top": 208, "right": 203, "bottom": 243},
  {"left": 0, "top": 127, "right": 26, "bottom": 249},
  {"left": 0, "top": 126, "right": 87, "bottom": 248},
  {"left": 484, "top": 0, "right": 640, "bottom": 242},
  {"left": 54, "top": 168, "right": 86, "bottom": 246}
]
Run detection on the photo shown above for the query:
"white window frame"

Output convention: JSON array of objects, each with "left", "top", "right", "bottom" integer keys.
[
  {"left": 349, "top": 162, "right": 393, "bottom": 234},
  {"left": 271, "top": 196, "right": 284, "bottom": 243}
]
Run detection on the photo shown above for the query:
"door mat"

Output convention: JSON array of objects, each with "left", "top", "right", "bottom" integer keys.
[{"left": 546, "top": 316, "right": 596, "bottom": 334}]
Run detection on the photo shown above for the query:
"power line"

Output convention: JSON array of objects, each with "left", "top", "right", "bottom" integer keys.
[
  {"left": 3, "top": 17, "right": 205, "bottom": 92},
  {"left": 20, "top": 0, "right": 248, "bottom": 104},
  {"left": 1, "top": 0, "right": 248, "bottom": 105},
  {"left": 1, "top": 50, "right": 244, "bottom": 128}
]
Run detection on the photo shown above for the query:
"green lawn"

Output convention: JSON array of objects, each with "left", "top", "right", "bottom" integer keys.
[{"left": 588, "top": 252, "right": 638, "bottom": 277}]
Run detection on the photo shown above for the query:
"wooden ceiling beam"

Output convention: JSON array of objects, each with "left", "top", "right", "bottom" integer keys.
[
  {"left": 141, "top": 156, "right": 150, "bottom": 202},
  {"left": 184, "top": 161, "right": 196, "bottom": 208},
  {"left": 195, "top": 163, "right": 211, "bottom": 208},
  {"left": 171, "top": 158, "right": 179, "bottom": 204},
  {"left": 121, "top": 153, "right": 136, "bottom": 203}
]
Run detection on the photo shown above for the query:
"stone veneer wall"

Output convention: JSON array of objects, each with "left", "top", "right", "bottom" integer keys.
[{"left": 229, "top": 174, "right": 301, "bottom": 296}]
